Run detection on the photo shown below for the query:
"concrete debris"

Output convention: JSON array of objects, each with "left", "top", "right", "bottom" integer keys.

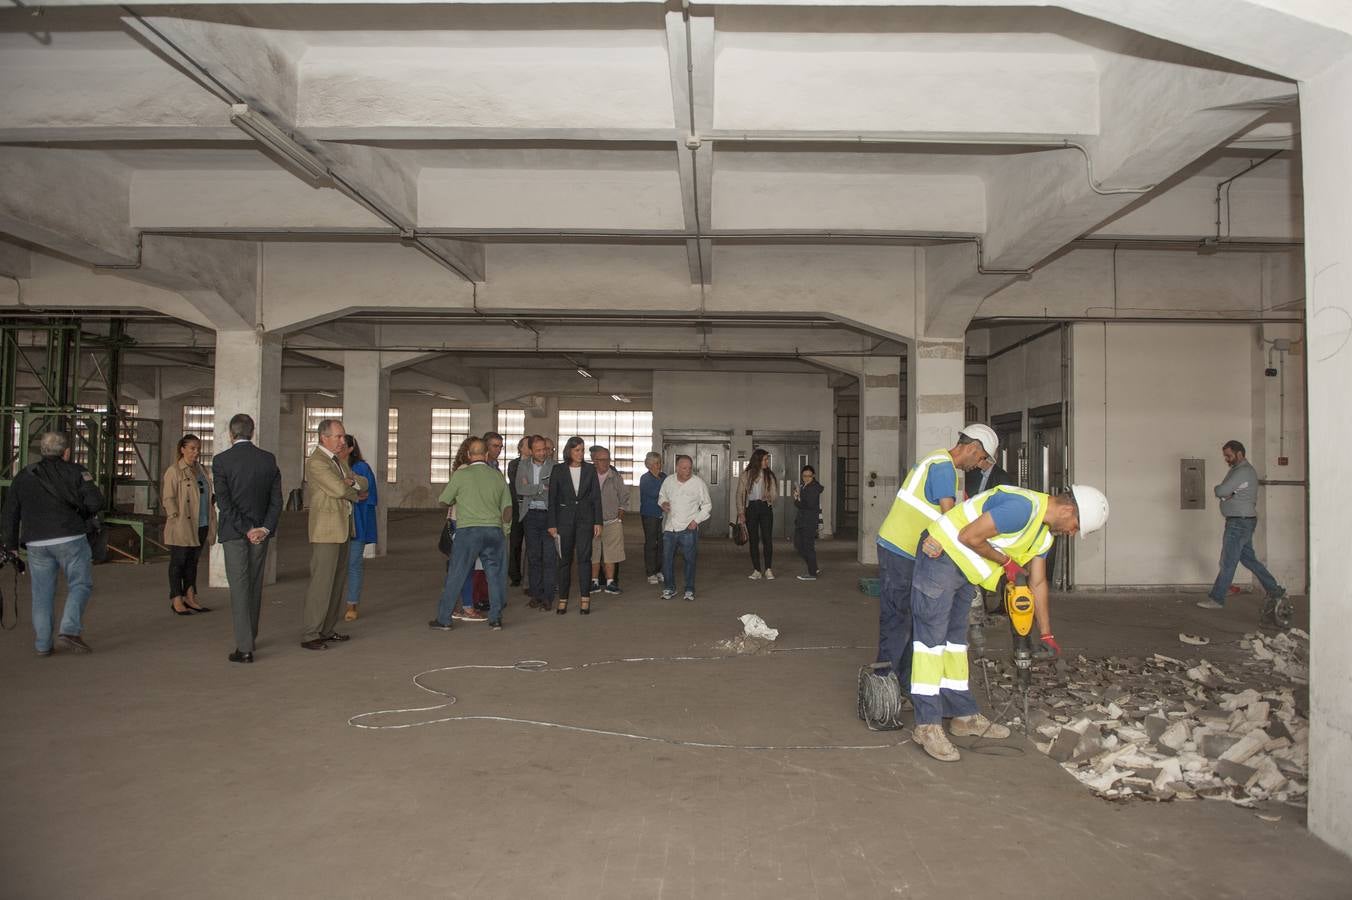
[
  {"left": 713, "top": 615, "right": 780, "bottom": 654},
  {"left": 1001, "top": 628, "right": 1312, "bottom": 810},
  {"left": 1179, "top": 633, "right": 1210, "bottom": 646}
]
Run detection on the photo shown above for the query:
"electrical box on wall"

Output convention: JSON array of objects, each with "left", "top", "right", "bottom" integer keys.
[{"left": 1180, "top": 458, "right": 1206, "bottom": 509}]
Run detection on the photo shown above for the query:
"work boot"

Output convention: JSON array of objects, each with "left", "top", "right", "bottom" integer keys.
[
  {"left": 914, "top": 724, "right": 960, "bottom": 762},
  {"left": 1259, "top": 597, "right": 1279, "bottom": 628},
  {"left": 949, "top": 714, "right": 1011, "bottom": 739}
]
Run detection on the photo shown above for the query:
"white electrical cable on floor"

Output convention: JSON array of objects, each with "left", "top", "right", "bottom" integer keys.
[{"left": 349, "top": 648, "right": 910, "bottom": 751}]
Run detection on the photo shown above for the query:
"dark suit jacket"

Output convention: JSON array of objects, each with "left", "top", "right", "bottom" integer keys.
[
  {"left": 507, "top": 456, "right": 524, "bottom": 522},
  {"left": 547, "top": 462, "right": 602, "bottom": 531},
  {"left": 965, "top": 463, "right": 1014, "bottom": 499},
  {"left": 212, "top": 440, "right": 283, "bottom": 542}
]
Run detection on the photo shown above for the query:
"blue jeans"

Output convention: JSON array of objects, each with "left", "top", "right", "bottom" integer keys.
[
  {"left": 909, "top": 550, "right": 980, "bottom": 725},
  {"left": 26, "top": 537, "right": 93, "bottom": 653},
  {"left": 662, "top": 529, "right": 699, "bottom": 593},
  {"left": 436, "top": 527, "right": 506, "bottom": 624},
  {"left": 1208, "top": 516, "right": 1282, "bottom": 604},
  {"left": 346, "top": 539, "right": 367, "bottom": 604},
  {"left": 875, "top": 546, "right": 916, "bottom": 691}
]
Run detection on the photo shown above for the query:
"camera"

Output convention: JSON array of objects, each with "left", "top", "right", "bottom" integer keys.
[{"left": 0, "top": 546, "right": 25, "bottom": 575}]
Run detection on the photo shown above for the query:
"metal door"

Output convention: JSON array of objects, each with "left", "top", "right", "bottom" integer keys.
[
  {"left": 662, "top": 432, "right": 731, "bottom": 538},
  {"left": 749, "top": 431, "right": 820, "bottom": 540},
  {"left": 1028, "top": 405, "right": 1068, "bottom": 589}
]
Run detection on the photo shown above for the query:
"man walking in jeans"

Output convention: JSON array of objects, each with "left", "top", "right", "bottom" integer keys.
[
  {"left": 1, "top": 432, "right": 104, "bottom": 656},
  {"left": 432, "top": 437, "right": 513, "bottom": 630},
  {"left": 657, "top": 455, "right": 712, "bottom": 601},
  {"left": 1198, "top": 440, "right": 1287, "bottom": 624}
]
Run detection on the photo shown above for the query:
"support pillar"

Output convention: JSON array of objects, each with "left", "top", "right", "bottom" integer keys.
[
  {"left": 907, "top": 338, "right": 966, "bottom": 468},
  {"left": 343, "top": 351, "right": 389, "bottom": 558},
  {"left": 857, "top": 357, "right": 901, "bottom": 565},
  {"left": 1300, "top": 54, "right": 1352, "bottom": 861},
  {"left": 208, "top": 331, "right": 282, "bottom": 588},
  {"left": 469, "top": 401, "right": 496, "bottom": 439}
]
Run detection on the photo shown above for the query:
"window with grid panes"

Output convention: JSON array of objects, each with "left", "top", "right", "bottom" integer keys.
[
  {"left": 557, "top": 409, "right": 653, "bottom": 485},
  {"left": 496, "top": 409, "right": 526, "bottom": 458},
  {"left": 182, "top": 405, "right": 216, "bottom": 463},
  {"left": 304, "top": 407, "right": 344, "bottom": 449},
  {"left": 836, "top": 413, "right": 860, "bottom": 516},
  {"left": 386, "top": 408, "right": 399, "bottom": 483},
  {"left": 430, "top": 407, "right": 471, "bottom": 483}
]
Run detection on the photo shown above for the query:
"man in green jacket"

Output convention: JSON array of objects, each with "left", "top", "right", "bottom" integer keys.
[{"left": 431, "top": 438, "right": 513, "bottom": 631}]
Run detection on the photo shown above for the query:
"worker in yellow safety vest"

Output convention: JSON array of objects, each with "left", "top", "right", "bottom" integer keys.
[
  {"left": 873, "top": 425, "right": 998, "bottom": 693},
  {"left": 909, "top": 484, "right": 1110, "bottom": 762}
]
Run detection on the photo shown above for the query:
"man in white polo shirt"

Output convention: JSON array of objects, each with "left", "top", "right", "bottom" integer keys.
[{"left": 656, "top": 454, "right": 712, "bottom": 601}]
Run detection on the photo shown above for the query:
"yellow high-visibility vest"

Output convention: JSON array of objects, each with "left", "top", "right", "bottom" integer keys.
[
  {"left": 876, "top": 450, "right": 959, "bottom": 559},
  {"left": 928, "top": 486, "right": 1054, "bottom": 590}
]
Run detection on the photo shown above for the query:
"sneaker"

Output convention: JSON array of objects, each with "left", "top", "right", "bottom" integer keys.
[
  {"left": 344, "top": 605, "right": 359, "bottom": 622},
  {"left": 796, "top": 574, "right": 817, "bottom": 581},
  {"left": 589, "top": 579, "right": 601, "bottom": 593},
  {"left": 604, "top": 581, "right": 621, "bottom": 595},
  {"left": 453, "top": 607, "right": 488, "bottom": 622},
  {"left": 764, "top": 569, "right": 775, "bottom": 581},
  {"left": 35, "top": 648, "right": 52, "bottom": 657},
  {"left": 683, "top": 590, "right": 695, "bottom": 602},
  {"left": 489, "top": 619, "right": 503, "bottom": 631},
  {"left": 915, "top": 724, "right": 960, "bottom": 762},
  {"left": 58, "top": 633, "right": 92, "bottom": 653},
  {"left": 661, "top": 589, "right": 676, "bottom": 600},
  {"left": 748, "top": 570, "right": 763, "bottom": 581},
  {"left": 1196, "top": 599, "right": 1225, "bottom": 610},
  {"left": 949, "top": 714, "right": 1011, "bottom": 739},
  {"left": 646, "top": 574, "right": 661, "bottom": 585},
  {"left": 428, "top": 619, "right": 454, "bottom": 631}
]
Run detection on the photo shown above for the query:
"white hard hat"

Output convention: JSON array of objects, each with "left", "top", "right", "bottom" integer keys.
[
  {"left": 959, "top": 423, "right": 998, "bottom": 458},
  {"left": 1070, "top": 484, "right": 1109, "bottom": 536}
]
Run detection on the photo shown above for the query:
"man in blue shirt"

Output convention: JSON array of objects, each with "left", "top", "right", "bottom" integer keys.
[{"left": 1199, "top": 439, "right": 1286, "bottom": 623}]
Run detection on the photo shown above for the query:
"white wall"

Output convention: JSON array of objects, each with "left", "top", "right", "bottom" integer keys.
[
  {"left": 986, "top": 328, "right": 1065, "bottom": 418},
  {"left": 1070, "top": 322, "right": 1306, "bottom": 589},
  {"left": 652, "top": 370, "right": 836, "bottom": 535}
]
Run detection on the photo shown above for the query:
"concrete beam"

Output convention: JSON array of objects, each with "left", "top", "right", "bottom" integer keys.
[
  {"left": 418, "top": 239, "right": 485, "bottom": 283},
  {"left": 666, "top": 7, "right": 715, "bottom": 284},
  {"left": 0, "top": 239, "right": 32, "bottom": 279},
  {"left": 131, "top": 235, "right": 259, "bottom": 331},
  {"left": 0, "top": 147, "right": 137, "bottom": 266}
]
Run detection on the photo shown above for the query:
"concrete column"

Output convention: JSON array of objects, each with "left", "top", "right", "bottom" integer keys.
[
  {"left": 342, "top": 351, "right": 389, "bottom": 558},
  {"left": 857, "top": 357, "right": 901, "bottom": 565},
  {"left": 1250, "top": 323, "right": 1307, "bottom": 593},
  {"left": 208, "top": 331, "right": 282, "bottom": 588},
  {"left": 469, "top": 401, "right": 496, "bottom": 438},
  {"left": 907, "top": 338, "right": 966, "bottom": 467},
  {"left": 1300, "top": 54, "right": 1352, "bottom": 861}
]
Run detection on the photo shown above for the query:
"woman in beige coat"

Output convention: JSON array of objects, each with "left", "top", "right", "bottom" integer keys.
[{"left": 162, "top": 434, "right": 217, "bottom": 615}]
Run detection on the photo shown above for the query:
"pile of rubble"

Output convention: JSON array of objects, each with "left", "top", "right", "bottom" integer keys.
[{"left": 986, "top": 628, "right": 1310, "bottom": 807}]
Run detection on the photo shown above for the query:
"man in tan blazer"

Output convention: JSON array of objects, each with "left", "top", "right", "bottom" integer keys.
[{"left": 301, "top": 418, "right": 367, "bottom": 650}]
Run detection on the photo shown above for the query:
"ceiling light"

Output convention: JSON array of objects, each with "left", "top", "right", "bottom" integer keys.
[
  {"left": 577, "top": 367, "right": 593, "bottom": 379},
  {"left": 229, "top": 104, "right": 331, "bottom": 183},
  {"left": 611, "top": 394, "right": 631, "bottom": 403},
  {"left": 315, "top": 390, "right": 338, "bottom": 399}
]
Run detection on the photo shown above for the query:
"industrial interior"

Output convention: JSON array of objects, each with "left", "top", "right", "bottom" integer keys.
[{"left": 1, "top": 1, "right": 1349, "bottom": 897}]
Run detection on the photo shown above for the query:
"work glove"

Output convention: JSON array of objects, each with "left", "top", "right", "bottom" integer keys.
[
  {"left": 1002, "top": 558, "right": 1025, "bottom": 582},
  {"left": 1038, "top": 633, "right": 1062, "bottom": 658}
]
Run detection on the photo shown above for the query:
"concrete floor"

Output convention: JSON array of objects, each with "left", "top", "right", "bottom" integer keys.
[{"left": 2, "top": 511, "right": 1348, "bottom": 899}]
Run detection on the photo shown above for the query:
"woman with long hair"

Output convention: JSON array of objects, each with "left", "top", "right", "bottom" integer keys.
[
  {"left": 547, "top": 435, "right": 602, "bottom": 614},
  {"left": 161, "top": 433, "right": 216, "bottom": 615},
  {"left": 736, "top": 447, "right": 779, "bottom": 580},
  {"left": 342, "top": 433, "right": 378, "bottom": 621}
]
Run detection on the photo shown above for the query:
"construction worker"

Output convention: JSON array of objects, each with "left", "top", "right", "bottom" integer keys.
[
  {"left": 910, "top": 483, "right": 1109, "bottom": 762},
  {"left": 873, "top": 424, "right": 998, "bottom": 692}
]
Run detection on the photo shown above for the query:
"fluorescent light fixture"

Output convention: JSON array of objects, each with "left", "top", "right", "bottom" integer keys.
[
  {"left": 229, "top": 103, "right": 330, "bottom": 183},
  {"left": 417, "top": 389, "right": 459, "bottom": 401},
  {"left": 611, "top": 394, "right": 631, "bottom": 403},
  {"left": 315, "top": 390, "right": 338, "bottom": 399},
  {"left": 577, "top": 367, "right": 593, "bottom": 379}
]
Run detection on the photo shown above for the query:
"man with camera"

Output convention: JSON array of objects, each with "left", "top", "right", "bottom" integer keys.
[{"left": 1, "top": 431, "right": 105, "bottom": 656}]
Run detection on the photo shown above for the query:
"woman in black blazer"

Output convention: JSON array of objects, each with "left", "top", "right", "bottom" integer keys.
[{"left": 548, "top": 436, "right": 603, "bottom": 615}]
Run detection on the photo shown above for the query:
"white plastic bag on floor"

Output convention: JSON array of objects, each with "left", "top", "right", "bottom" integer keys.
[{"left": 739, "top": 614, "right": 779, "bottom": 641}]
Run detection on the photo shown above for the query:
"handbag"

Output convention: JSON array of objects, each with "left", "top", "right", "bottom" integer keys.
[
  {"left": 438, "top": 517, "right": 455, "bottom": 556},
  {"left": 733, "top": 522, "right": 749, "bottom": 546}
]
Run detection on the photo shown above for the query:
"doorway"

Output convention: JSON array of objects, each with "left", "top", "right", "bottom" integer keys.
[
  {"left": 747, "top": 431, "right": 821, "bottom": 541},
  {"left": 661, "top": 430, "right": 731, "bottom": 538}
]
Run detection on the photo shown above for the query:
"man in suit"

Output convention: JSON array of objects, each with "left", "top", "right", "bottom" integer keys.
[
  {"left": 506, "top": 436, "right": 529, "bottom": 587},
  {"left": 965, "top": 457, "right": 1014, "bottom": 499},
  {"left": 212, "top": 414, "right": 283, "bottom": 664},
  {"left": 301, "top": 418, "right": 367, "bottom": 651}
]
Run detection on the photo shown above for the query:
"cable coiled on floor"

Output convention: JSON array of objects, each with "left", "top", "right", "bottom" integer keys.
[{"left": 856, "top": 664, "right": 907, "bottom": 732}]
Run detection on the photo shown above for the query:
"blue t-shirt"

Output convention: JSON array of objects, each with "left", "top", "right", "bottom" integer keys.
[
  {"left": 639, "top": 471, "right": 667, "bottom": 518},
  {"left": 923, "top": 461, "right": 957, "bottom": 506},
  {"left": 984, "top": 492, "right": 1049, "bottom": 559}
]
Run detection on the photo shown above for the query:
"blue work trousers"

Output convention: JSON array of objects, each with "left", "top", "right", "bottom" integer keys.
[
  {"left": 875, "top": 546, "right": 916, "bottom": 692},
  {"left": 663, "top": 529, "right": 699, "bottom": 593},
  {"left": 909, "top": 550, "right": 980, "bottom": 725},
  {"left": 1208, "top": 516, "right": 1282, "bottom": 604},
  {"left": 26, "top": 537, "right": 93, "bottom": 653},
  {"left": 436, "top": 527, "right": 506, "bottom": 624}
]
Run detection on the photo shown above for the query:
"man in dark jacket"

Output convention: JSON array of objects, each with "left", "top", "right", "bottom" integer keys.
[
  {"left": 1, "top": 431, "right": 104, "bottom": 656},
  {"left": 965, "top": 457, "right": 1014, "bottom": 499},
  {"left": 212, "top": 413, "right": 283, "bottom": 663}
]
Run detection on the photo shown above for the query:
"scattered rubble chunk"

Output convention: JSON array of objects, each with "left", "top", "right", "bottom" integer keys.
[{"left": 1179, "top": 633, "right": 1210, "bottom": 646}]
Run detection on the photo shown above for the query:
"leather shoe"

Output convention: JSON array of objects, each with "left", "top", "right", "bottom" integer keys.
[
  {"left": 300, "top": 639, "right": 328, "bottom": 651},
  {"left": 321, "top": 632, "right": 350, "bottom": 643},
  {"left": 228, "top": 650, "right": 255, "bottom": 664}
]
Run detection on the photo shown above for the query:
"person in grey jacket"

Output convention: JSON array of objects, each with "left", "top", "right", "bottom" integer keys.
[
  {"left": 588, "top": 445, "right": 628, "bottom": 595},
  {"left": 1198, "top": 439, "right": 1286, "bottom": 622},
  {"left": 515, "top": 435, "right": 557, "bottom": 611}
]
